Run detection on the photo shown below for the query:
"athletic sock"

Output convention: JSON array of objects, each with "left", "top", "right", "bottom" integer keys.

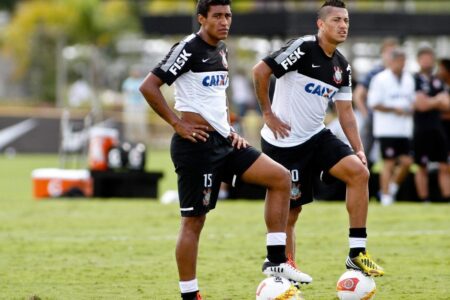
[
  {"left": 348, "top": 228, "right": 367, "bottom": 258},
  {"left": 266, "top": 232, "right": 287, "bottom": 264},
  {"left": 180, "top": 279, "right": 199, "bottom": 300},
  {"left": 181, "top": 291, "right": 200, "bottom": 300}
]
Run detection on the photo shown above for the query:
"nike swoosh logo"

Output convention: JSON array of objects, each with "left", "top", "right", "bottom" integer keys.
[
  {"left": 0, "top": 119, "right": 38, "bottom": 149},
  {"left": 202, "top": 58, "right": 210, "bottom": 63},
  {"left": 312, "top": 64, "right": 320, "bottom": 68}
]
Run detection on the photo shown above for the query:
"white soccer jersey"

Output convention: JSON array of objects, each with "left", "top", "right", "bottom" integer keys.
[
  {"left": 261, "top": 35, "right": 352, "bottom": 147},
  {"left": 152, "top": 34, "right": 231, "bottom": 138},
  {"left": 367, "top": 69, "right": 415, "bottom": 138}
]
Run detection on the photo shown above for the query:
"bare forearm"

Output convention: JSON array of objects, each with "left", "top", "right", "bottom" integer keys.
[
  {"left": 252, "top": 62, "right": 273, "bottom": 116},
  {"left": 337, "top": 104, "right": 364, "bottom": 153},
  {"left": 139, "top": 74, "right": 180, "bottom": 128}
]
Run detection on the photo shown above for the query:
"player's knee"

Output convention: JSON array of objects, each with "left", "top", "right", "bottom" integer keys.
[
  {"left": 400, "top": 155, "right": 413, "bottom": 167},
  {"left": 351, "top": 164, "right": 370, "bottom": 184},
  {"left": 181, "top": 215, "right": 206, "bottom": 234}
]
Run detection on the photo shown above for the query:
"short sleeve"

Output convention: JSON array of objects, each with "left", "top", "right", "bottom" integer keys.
[
  {"left": 152, "top": 42, "right": 193, "bottom": 86},
  {"left": 262, "top": 37, "right": 310, "bottom": 78},
  {"left": 334, "top": 64, "right": 353, "bottom": 101}
]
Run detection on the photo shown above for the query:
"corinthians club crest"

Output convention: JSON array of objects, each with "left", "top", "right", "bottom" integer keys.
[
  {"left": 219, "top": 50, "right": 228, "bottom": 69},
  {"left": 333, "top": 66, "right": 343, "bottom": 84},
  {"left": 290, "top": 182, "right": 302, "bottom": 200},
  {"left": 203, "top": 188, "right": 212, "bottom": 206}
]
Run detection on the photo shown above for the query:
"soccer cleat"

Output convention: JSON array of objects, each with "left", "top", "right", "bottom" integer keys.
[
  {"left": 346, "top": 251, "right": 385, "bottom": 277},
  {"left": 262, "top": 259, "right": 313, "bottom": 284}
]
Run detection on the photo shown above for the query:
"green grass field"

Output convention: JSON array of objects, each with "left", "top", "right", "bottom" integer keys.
[{"left": 0, "top": 151, "right": 449, "bottom": 299}]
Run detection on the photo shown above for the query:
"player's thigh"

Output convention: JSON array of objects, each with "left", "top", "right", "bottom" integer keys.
[
  {"left": 329, "top": 154, "right": 369, "bottom": 183},
  {"left": 240, "top": 153, "right": 290, "bottom": 188}
]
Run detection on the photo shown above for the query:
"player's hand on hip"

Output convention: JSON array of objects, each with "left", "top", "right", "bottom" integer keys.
[
  {"left": 229, "top": 132, "right": 248, "bottom": 149},
  {"left": 264, "top": 112, "right": 291, "bottom": 139},
  {"left": 355, "top": 150, "right": 367, "bottom": 166},
  {"left": 174, "top": 121, "right": 209, "bottom": 143}
]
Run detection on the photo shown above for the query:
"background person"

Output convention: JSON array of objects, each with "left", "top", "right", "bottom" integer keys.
[
  {"left": 353, "top": 38, "right": 399, "bottom": 166},
  {"left": 437, "top": 58, "right": 450, "bottom": 168},
  {"left": 413, "top": 47, "right": 450, "bottom": 203},
  {"left": 368, "top": 48, "right": 415, "bottom": 206}
]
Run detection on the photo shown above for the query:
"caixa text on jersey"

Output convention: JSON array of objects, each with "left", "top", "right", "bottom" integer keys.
[{"left": 202, "top": 74, "right": 229, "bottom": 87}]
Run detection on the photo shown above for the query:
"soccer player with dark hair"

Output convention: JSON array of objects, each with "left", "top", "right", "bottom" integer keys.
[
  {"left": 139, "top": 0, "right": 310, "bottom": 299},
  {"left": 253, "top": 0, "right": 384, "bottom": 277},
  {"left": 413, "top": 47, "right": 450, "bottom": 203}
]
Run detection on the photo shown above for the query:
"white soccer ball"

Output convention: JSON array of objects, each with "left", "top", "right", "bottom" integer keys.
[
  {"left": 256, "top": 276, "right": 303, "bottom": 300},
  {"left": 160, "top": 190, "right": 179, "bottom": 205},
  {"left": 336, "top": 270, "right": 376, "bottom": 300}
]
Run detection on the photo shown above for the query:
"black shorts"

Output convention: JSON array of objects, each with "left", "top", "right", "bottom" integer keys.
[
  {"left": 261, "top": 128, "right": 354, "bottom": 207},
  {"left": 443, "top": 120, "right": 450, "bottom": 153},
  {"left": 170, "top": 132, "right": 261, "bottom": 217},
  {"left": 413, "top": 128, "right": 448, "bottom": 165},
  {"left": 378, "top": 137, "right": 412, "bottom": 159}
]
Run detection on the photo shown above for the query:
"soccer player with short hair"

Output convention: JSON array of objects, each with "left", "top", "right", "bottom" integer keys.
[
  {"left": 140, "top": 1, "right": 311, "bottom": 299},
  {"left": 413, "top": 46, "right": 450, "bottom": 203},
  {"left": 252, "top": 0, "right": 384, "bottom": 277}
]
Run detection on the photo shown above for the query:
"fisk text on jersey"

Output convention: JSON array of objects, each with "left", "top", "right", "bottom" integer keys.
[
  {"left": 169, "top": 50, "right": 192, "bottom": 75},
  {"left": 281, "top": 47, "right": 305, "bottom": 70}
]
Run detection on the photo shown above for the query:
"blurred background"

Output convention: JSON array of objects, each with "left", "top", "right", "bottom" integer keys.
[{"left": 0, "top": 0, "right": 449, "bottom": 153}]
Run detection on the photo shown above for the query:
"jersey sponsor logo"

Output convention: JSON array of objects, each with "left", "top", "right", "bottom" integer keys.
[
  {"left": 168, "top": 49, "right": 192, "bottom": 76},
  {"left": 304, "top": 82, "right": 337, "bottom": 99},
  {"left": 280, "top": 47, "right": 305, "bottom": 70},
  {"left": 202, "top": 74, "right": 229, "bottom": 87},
  {"left": 333, "top": 66, "right": 343, "bottom": 84}
]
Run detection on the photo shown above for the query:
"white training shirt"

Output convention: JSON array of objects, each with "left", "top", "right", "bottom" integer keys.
[
  {"left": 367, "top": 69, "right": 415, "bottom": 138},
  {"left": 152, "top": 34, "right": 231, "bottom": 138},
  {"left": 261, "top": 35, "right": 353, "bottom": 147}
]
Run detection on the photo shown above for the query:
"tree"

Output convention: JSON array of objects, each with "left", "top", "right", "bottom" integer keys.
[{"left": 2, "top": 0, "right": 138, "bottom": 103}]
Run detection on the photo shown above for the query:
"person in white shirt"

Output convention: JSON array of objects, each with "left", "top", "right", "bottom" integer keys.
[{"left": 368, "top": 48, "right": 415, "bottom": 206}]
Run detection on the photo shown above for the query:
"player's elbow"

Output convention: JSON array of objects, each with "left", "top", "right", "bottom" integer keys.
[{"left": 252, "top": 61, "right": 271, "bottom": 81}]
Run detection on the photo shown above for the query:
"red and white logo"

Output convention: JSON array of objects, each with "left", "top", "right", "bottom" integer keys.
[{"left": 337, "top": 278, "right": 359, "bottom": 291}]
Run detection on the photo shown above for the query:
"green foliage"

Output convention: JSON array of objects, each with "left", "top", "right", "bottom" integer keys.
[
  {"left": 2, "top": 0, "right": 138, "bottom": 102},
  {"left": 0, "top": 152, "right": 449, "bottom": 299}
]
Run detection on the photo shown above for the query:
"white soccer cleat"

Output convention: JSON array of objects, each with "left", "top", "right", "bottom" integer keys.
[{"left": 262, "top": 259, "right": 313, "bottom": 284}]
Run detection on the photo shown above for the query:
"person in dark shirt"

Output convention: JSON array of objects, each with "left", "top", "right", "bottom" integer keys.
[
  {"left": 437, "top": 58, "right": 450, "bottom": 166},
  {"left": 413, "top": 46, "right": 450, "bottom": 203}
]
